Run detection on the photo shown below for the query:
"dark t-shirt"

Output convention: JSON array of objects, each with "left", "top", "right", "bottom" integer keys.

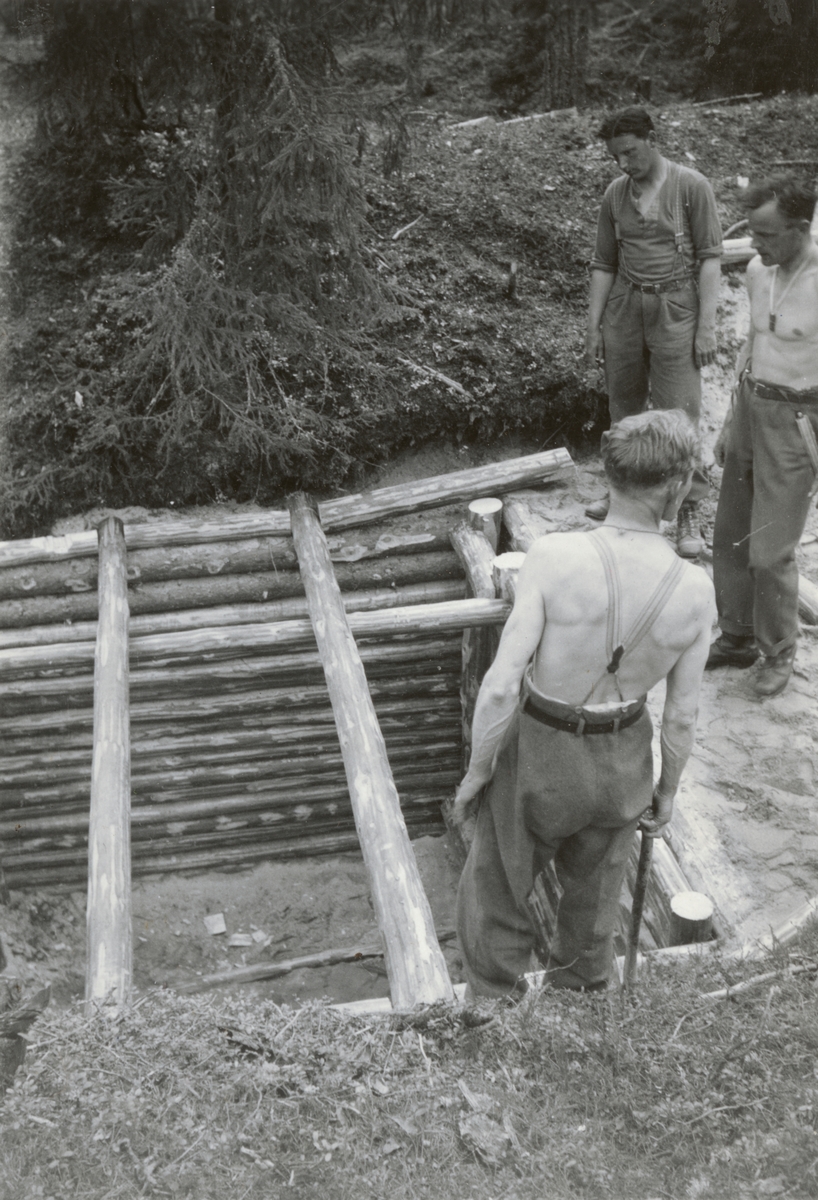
[{"left": 591, "top": 160, "right": 723, "bottom": 283}]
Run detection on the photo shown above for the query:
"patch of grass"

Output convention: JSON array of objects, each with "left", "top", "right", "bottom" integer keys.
[{"left": 3, "top": 926, "right": 818, "bottom": 1200}]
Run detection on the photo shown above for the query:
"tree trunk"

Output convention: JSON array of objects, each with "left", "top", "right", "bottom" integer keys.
[{"left": 530, "top": 0, "right": 590, "bottom": 110}]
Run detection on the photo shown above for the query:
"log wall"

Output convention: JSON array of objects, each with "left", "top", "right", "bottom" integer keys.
[{"left": 0, "top": 451, "right": 571, "bottom": 890}]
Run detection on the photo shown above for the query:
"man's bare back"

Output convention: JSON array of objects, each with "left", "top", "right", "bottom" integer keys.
[{"left": 525, "top": 527, "right": 714, "bottom": 706}]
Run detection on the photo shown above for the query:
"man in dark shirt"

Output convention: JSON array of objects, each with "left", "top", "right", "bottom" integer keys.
[{"left": 585, "top": 107, "right": 723, "bottom": 558}]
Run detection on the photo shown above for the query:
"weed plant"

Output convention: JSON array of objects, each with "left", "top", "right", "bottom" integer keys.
[{"left": 3, "top": 929, "right": 818, "bottom": 1199}]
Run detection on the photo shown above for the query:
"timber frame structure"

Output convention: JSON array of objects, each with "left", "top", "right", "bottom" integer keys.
[{"left": 6, "top": 447, "right": 808, "bottom": 1012}]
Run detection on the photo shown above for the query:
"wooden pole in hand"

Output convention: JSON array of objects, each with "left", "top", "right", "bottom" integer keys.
[
  {"left": 289, "top": 493, "right": 454, "bottom": 1009},
  {"left": 85, "top": 517, "right": 132, "bottom": 1011}
]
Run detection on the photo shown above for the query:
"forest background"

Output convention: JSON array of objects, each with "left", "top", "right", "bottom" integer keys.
[{"left": 0, "top": 0, "right": 814, "bottom": 537}]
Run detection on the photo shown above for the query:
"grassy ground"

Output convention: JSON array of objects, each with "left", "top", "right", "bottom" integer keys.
[{"left": 3, "top": 928, "right": 818, "bottom": 1200}]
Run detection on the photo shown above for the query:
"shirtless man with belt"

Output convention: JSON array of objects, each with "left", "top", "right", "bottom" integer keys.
[
  {"left": 708, "top": 177, "right": 818, "bottom": 697},
  {"left": 454, "top": 411, "right": 714, "bottom": 997}
]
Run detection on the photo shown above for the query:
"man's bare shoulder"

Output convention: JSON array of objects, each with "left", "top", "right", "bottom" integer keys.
[
  {"left": 675, "top": 559, "right": 716, "bottom": 621},
  {"left": 524, "top": 530, "right": 592, "bottom": 572},
  {"left": 746, "top": 254, "right": 764, "bottom": 287}
]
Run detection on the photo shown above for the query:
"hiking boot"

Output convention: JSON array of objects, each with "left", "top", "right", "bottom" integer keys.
[
  {"left": 584, "top": 494, "right": 610, "bottom": 521},
  {"left": 676, "top": 501, "right": 704, "bottom": 558},
  {"left": 705, "top": 633, "right": 759, "bottom": 670},
  {"left": 753, "top": 646, "right": 796, "bottom": 698}
]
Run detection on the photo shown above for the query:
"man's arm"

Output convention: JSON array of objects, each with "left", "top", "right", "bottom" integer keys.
[
  {"left": 586, "top": 269, "right": 615, "bottom": 370},
  {"left": 452, "top": 544, "right": 548, "bottom": 826},
  {"left": 694, "top": 255, "right": 720, "bottom": 368},
  {"left": 641, "top": 584, "right": 715, "bottom": 836}
]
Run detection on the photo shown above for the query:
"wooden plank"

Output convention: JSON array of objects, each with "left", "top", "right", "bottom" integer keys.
[
  {"left": 289, "top": 492, "right": 454, "bottom": 1008},
  {"left": 85, "top": 517, "right": 132, "bottom": 1011}
]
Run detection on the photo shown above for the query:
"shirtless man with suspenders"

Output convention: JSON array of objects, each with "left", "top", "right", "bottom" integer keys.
[
  {"left": 708, "top": 177, "right": 818, "bottom": 698},
  {"left": 454, "top": 411, "right": 714, "bottom": 997}
]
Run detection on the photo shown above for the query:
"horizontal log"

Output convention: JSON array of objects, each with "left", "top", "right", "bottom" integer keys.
[
  {"left": 2, "top": 821, "right": 446, "bottom": 890},
  {"left": 0, "top": 675, "right": 459, "bottom": 741},
  {"left": 0, "top": 448, "right": 572, "bottom": 572},
  {"left": 0, "top": 550, "right": 463, "bottom": 628},
  {"left": 316, "top": 447, "right": 572, "bottom": 531},
  {"left": 2, "top": 787, "right": 452, "bottom": 846},
  {"left": 0, "top": 769, "right": 460, "bottom": 835},
  {"left": 0, "top": 727, "right": 461, "bottom": 789},
  {"left": 0, "top": 741, "right": 462, "bottom": 807},
  {"left": 0, "top": 597, "right": 508, "bottom": 680},
  {"left": 0, "top": 580, "right": 466, "bottom": 649},
  {"left": 0, "top": 519, "right": 456, "bottom": 602},
  {"left": 1, "top": 804, "right": 447, "bottom": 873},
  {"left": 0, "top": 691, "right": 458, "bottom": 753},
  {"left": 2, "top": 762, "right": 461, "bottom": 821},
  {"left": 0, "top": 636, "right": 462, "bottom": 712}
]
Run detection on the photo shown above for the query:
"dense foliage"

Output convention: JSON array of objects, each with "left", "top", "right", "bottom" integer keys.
[{"left": 0, "top": 0, "right": 816, "bottom": 534}]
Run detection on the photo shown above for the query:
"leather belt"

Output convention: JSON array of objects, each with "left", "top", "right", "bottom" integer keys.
[
  {"left": 619, "top": 274, "right": 693, "bottom": 295},
  {"left": 747, "top": 374, "right": 818, "bottom": 405},
  {"left": 522, "top": 696, "right": 646, "bottom": 736}
]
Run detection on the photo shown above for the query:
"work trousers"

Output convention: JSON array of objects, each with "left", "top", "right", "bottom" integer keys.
[
  {"left": 456, "top": 700, "right": 653, "bottom": 997},
  {"left": 712, "top": 375, "right": 818, "bottom": 657},
  {"left": 602, "top": 276, "right": 708, "bottom": 503}
]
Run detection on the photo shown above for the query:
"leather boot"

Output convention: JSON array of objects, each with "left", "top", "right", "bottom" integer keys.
[
  {"left": 676, "top": 501, "right": 704, "bottom": 559},
  {"left": 754, "top": 646, "right": 795, "bottom": 698},
  {"left": 705, "top": 633, "right": 759, "bottom": 670}
]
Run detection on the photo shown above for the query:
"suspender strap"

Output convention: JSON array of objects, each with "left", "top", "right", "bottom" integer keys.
[
  {"left": 669, "top": 162, "right": 687, "bottom": 280},
  {"left": 583, "top": 531, "right": 686, "bottom": 704},
  {"left": 620, "top": 553, "right": 685, "bottom": 656},
  {"left": 610, "top": 162, "right": 689, "bottom": 283},
  {"left": 587, "top": 527, "right": 621, "bottom": 663}
]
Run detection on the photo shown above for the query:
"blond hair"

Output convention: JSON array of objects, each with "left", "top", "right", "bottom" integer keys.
[{"left": 602, "top": 410, "right": 698, "bottom": 491}]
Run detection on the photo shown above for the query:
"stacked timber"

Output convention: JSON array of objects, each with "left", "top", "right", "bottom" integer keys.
[{"left": 0, "top": 449, "right": 571, "bottom": 890}]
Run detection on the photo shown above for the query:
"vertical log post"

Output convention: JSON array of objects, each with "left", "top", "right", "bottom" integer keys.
[
  {"left": 289, "top": 494, "right": 454, "bottom": 1008},
  {"left": 85, "top": 517, "right": 132, "bottom": 1010},
  {"left": 468, "top": 497, "right": 503, "bottom": 553},
  {"left": 447, "top": 519, "right": 500, "bottom": 862}
]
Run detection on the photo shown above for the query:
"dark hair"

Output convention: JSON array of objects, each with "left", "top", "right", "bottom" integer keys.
[
  {"left": 602, "top": 410, "right": 698, "bottom": 491},
  {"left": 743, "top": 176, "right": 817, "bottom": 224},
  {"left": 596, "top": 107, "right": 655, "bottom": 142}
]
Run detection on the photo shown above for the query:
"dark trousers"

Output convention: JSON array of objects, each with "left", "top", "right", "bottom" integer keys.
[
  {"left": 456, "top": 702, "right": 653, "bottom": 997},
  {"left": 713, "top": 375, "right": 818, "bottom": 656},
  {"left": 602, "top": 276, "right": 708, "bottom": 503}
]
